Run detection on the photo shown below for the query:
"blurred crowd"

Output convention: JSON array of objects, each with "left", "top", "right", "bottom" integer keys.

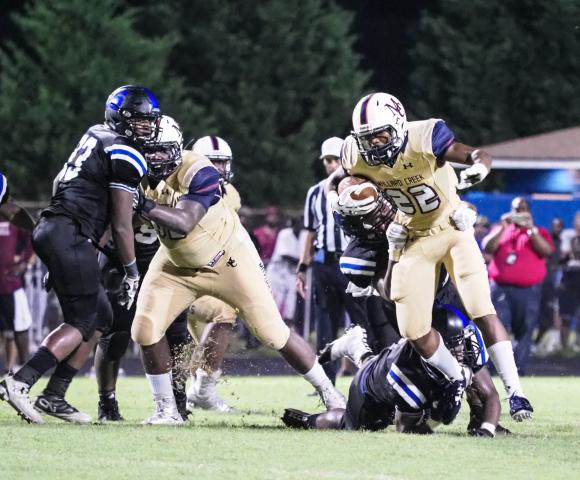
[{"left": 1, "top": 199, "right": 579, "bottom": 377}]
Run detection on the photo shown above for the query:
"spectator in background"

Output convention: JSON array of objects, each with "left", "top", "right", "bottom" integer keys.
[
  {"left": 253, "top": 206, "right": 281, "bottom": 267},
  {"left": 474, "top": 215, "right": 492, "bottom": 263},
  {"left": 482, "top": 197, "right": 554, "bottom": 374},
  {"left": 0, "top": 220, "right": 34, "bottom": 374},
  {"left": 535, "top": 217, "right": 565, "bottom": 354},
  {"left": 296, "top": 137, "right": 367, "bottom": 384},
  {"left": 267, "top": 217, "right": 302, "bottom": 329},
  {"left": 558, "top": 211, "right": 580, "bottom": 351}
]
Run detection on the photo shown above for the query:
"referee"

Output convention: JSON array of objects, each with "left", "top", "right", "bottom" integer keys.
[{"left": 296, "top": 137, "right": 367, "bottom": 383}]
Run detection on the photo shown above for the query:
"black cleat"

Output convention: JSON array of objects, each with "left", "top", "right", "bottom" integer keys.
[
  {"left": 34, "top": 392, "right": 92, "bottom": 424},
  {"left": 98, "top": 397, "right": 124, "bottom": 422},
  {"left": 282, "top": 408, "right": 313, "bottom": 429}
]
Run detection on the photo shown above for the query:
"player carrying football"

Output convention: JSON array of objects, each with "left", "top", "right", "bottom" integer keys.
[{"left": 327, "top": 93, "right": 532, "bottom": 421}]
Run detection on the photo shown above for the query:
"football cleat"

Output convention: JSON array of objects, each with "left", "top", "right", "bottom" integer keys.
[
  {"left": 509, "top": 394, "right": 534, "bottom": 422},
  {"left": 0, "top": 376, "right": 45, "bottom": 424},
  {"left": 186, "top": 369, "right": 234, "bottom": 413},
  {"left": 281, "top": 408, "right": 313, "bottom": 429},
  {"left": 316, "top": 383, "right": 346, "bottom": 410},
  {"left": 34, "top": 392, "right": 92, "bottom": 424},
  {"left": 143, "top": 396, "right": 184, "bottom": 425},
  {"left": 98, "top": 397, "right": 124, "bottom": 422},
  {"left": 318, "top": 325, "right": 372, "bottom": 368}
]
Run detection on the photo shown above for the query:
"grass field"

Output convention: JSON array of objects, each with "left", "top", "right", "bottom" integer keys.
[{"left": 0, "top": 375, "right": 579, "bottom": 480}]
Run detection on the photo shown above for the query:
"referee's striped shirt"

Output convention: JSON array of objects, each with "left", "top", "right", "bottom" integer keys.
[{"left": 303, "top": 179, "right": 349, "bottom": 254}]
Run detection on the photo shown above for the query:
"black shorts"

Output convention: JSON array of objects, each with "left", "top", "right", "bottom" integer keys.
[
  {"left": 0, "top": 294, "right": 15, "bottom": 332},
  {"left": 33, "top": 214, "right": 110, "bottom": 340},
  {"left": 559, "top": 270, "right": 580, "bottom": 317},
  {"left": 343, "top": 361, "right": 394, "bottom": 431}
]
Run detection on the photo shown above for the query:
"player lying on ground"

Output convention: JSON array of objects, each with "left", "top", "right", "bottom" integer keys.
[
  {"left": 130, "top": 116, "right": 345, "bottom": 424},
  {"left": 326, "top": 92, "right": 533, "bottom": 421},
  {"left": 283, "top": 315, "right": 509, "bottom": 437},
  {"left": 0, "top": 86, "right": 160, "bottom": 424}
]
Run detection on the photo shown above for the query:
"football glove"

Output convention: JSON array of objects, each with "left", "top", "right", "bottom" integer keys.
[
  {"left": 451, "top": 204, "right": 477, "bottom": 232},
  {"left": 117, "top": 274, "right": 140, "bottom": 310},
  {"left": 386, "top": 222, "right": 408, "bottom": 257},
  {"left": 334, "top": 183, "right": 378, "bottom": 216},
  {"left": 457, "top": 162, "right": 489, "bottom": 191},
  {"left": 133, "top": 189, "right": 156, "bottom": 216}
]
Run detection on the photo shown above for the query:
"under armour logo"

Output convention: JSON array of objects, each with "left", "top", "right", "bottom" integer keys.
[
  {"left": 226, "top": 257, "right": 238, "bottom": 268},
  {"left": 402, "top": 163, "right": 413, "bottom": 169}
]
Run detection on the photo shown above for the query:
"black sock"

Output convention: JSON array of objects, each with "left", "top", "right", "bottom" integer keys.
[
  {"left": 99, "top": 391, "right": 116, "bottom": 403},
  {"left": 45, "top": 362, "right": 78, "bottom": 398},
  {"left": 13, "top": 346, "right": 58, "bottom": 387}
]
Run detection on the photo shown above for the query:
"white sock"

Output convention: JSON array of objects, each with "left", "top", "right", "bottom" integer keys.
[
  {"left": 421, "top": 333, "right": 463, "bottom": 382},
  {"left": 488, "top": 340, "right": 523, "bottom": 397},
  {"left": 146, "top": 372, "right": 175, "bottom": 400},
  {"left": 302, "top": 361, "right": 332, "bottom": 389}
]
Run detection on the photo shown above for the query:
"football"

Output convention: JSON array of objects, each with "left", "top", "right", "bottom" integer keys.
[{"left": 337, "top": 175, "right": 378, "bottom": 200}]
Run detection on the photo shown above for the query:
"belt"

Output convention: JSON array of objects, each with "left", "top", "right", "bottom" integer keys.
[{"left": 408, "top": 220, "right": 453, "bottom": 239}]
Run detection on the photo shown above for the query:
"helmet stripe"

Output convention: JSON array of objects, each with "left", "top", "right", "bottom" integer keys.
[
  {"left": 359, "top": 94, "right": 374, "bottom": 126},
  {"left": 210, "top": 136, "right": 220, "bottom": 151}
]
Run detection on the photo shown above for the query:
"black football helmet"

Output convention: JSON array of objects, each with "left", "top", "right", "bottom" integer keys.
[
  {"left": 337, "top": 192, "right": 396, "bottom": 244},
  {"left": 105, "top": 85, "right": 161, "bottom": 143},
  {"left": 432, "top": 303, "right": 484, "bottom": 370}
]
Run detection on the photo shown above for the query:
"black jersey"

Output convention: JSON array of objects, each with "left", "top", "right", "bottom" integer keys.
[{"left": 46, "top": 124, "right": 146, "bottom": 243}]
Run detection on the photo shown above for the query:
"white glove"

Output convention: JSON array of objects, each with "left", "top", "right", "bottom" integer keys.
[
  {"left": 386, "top": 222, "right": 408, "bottom": 256},
  {"left": 117, "top": 275, "right": 140, "bottom": 310},
  {"left": 457, "top": 162, "right": 489, "bottom": 191},
  {"left": 335, "top": 183, "right": 378, "bottom": 216},
  {"left": 451, "top": 204, "right": 477, "bottom": 231}
]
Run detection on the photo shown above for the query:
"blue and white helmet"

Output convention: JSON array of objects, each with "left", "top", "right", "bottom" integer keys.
[
  {"left": 0, "top": 172, "right": 8, "bottom": 205},
  {"left": 192, "top": 136, "right": 233, "bottom": 183},
  {"left": 351, "top": 92, "right": 408, "bottom": 168}
]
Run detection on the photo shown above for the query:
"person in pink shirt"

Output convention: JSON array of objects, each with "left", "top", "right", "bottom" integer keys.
[
  {"left": 0, "top": 221, "right": 34, "bottom": 373},
  {"left": 253, "top": 206, "right": 281, "bottom": 267},
  {"left": 482, "top": 197, "right": 554, "bottom": 374}
]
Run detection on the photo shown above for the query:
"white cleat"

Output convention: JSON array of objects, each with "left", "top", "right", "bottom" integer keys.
[
  {"left": 0, "top": 376, "right": 45, "bottom": 424},
  {"left": 317, "top": 383, "right": 346, "bottom": 410},
  {"left": 143, "top": 396, "right": 184, "bottom": 425},
  {"left": 318, "top": 325, "right": 372, "bottom": 368},
  {"left": 187, "top": 369, "right": 234, "bottom": 413}
]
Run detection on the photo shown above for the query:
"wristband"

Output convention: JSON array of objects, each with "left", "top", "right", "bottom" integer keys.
[
  {"left": 141, "top": 198, "right": 156, "bottom": 215},
  {"left": 123, "top": 259, "right": 139, "bottom": 278},
  {"left": 297, "top": 262, "right": 310, "bottom": 274},
  {"left": 480, "top": 422, "right": 496, "bottom": 436}
]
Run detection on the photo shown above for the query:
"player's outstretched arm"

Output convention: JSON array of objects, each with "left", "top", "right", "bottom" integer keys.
[
  {"left": 467, "top": 367, "right": 501, "bottom": 436},
  {"left": 139, "top": 197, "right": 207, "bottom": 236},
  {"left": 444, "top": 143, "right": 493, "bottom": 191}
]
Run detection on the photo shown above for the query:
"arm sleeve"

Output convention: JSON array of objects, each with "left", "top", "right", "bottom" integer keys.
[
  {"left": 303, "top": 185, "right": 319, "bottom": 231},
  {"left": 431, "top": 121, "right": 455, "bottom": 159},
  {"left": 106, "top": 141, "right": 147, "bottom": 193},
  {"left": 182, "top": 165, "right": 221, "bottom": 210}
]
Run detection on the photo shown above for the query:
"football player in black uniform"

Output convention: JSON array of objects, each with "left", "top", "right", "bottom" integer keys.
[
  {"left": 283, "top": 311, "right": 507, "bottom": 437},
  {"left": 0, "top": 86, "right": 160, "bottom": 424}
]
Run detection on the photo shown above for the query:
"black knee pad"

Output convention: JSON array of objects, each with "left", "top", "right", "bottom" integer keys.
[{"left": 99, "top": 330, "right": 131, "bottom": 361}]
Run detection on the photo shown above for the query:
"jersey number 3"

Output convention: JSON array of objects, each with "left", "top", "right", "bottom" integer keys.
[
  {"left": 386, "top": 184, "right": 441, "bottom": 215},
  {"left": 59, "top": 134, "right": 98, "bottom": 183}
]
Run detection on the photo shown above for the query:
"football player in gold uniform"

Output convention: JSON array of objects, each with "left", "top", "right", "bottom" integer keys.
[
  {"left": 132, "top": 116, "right": 345, "bottom": 424},
  {"left": 185, "top": 135, "right": 241, "bottom": 413},
  {"left": 328, "top": 93, "right": 532, "bottom": 422}
]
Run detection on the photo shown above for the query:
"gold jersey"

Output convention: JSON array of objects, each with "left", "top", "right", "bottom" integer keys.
[
  {"left": 223, "top": 182, "right": 241, "bottom": 213},
  {"left": 342, "top": 119, "right": 461, "bottom": 231},
  {"left": 144, "top": 150, "right": 243, "bottom": 268}
]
